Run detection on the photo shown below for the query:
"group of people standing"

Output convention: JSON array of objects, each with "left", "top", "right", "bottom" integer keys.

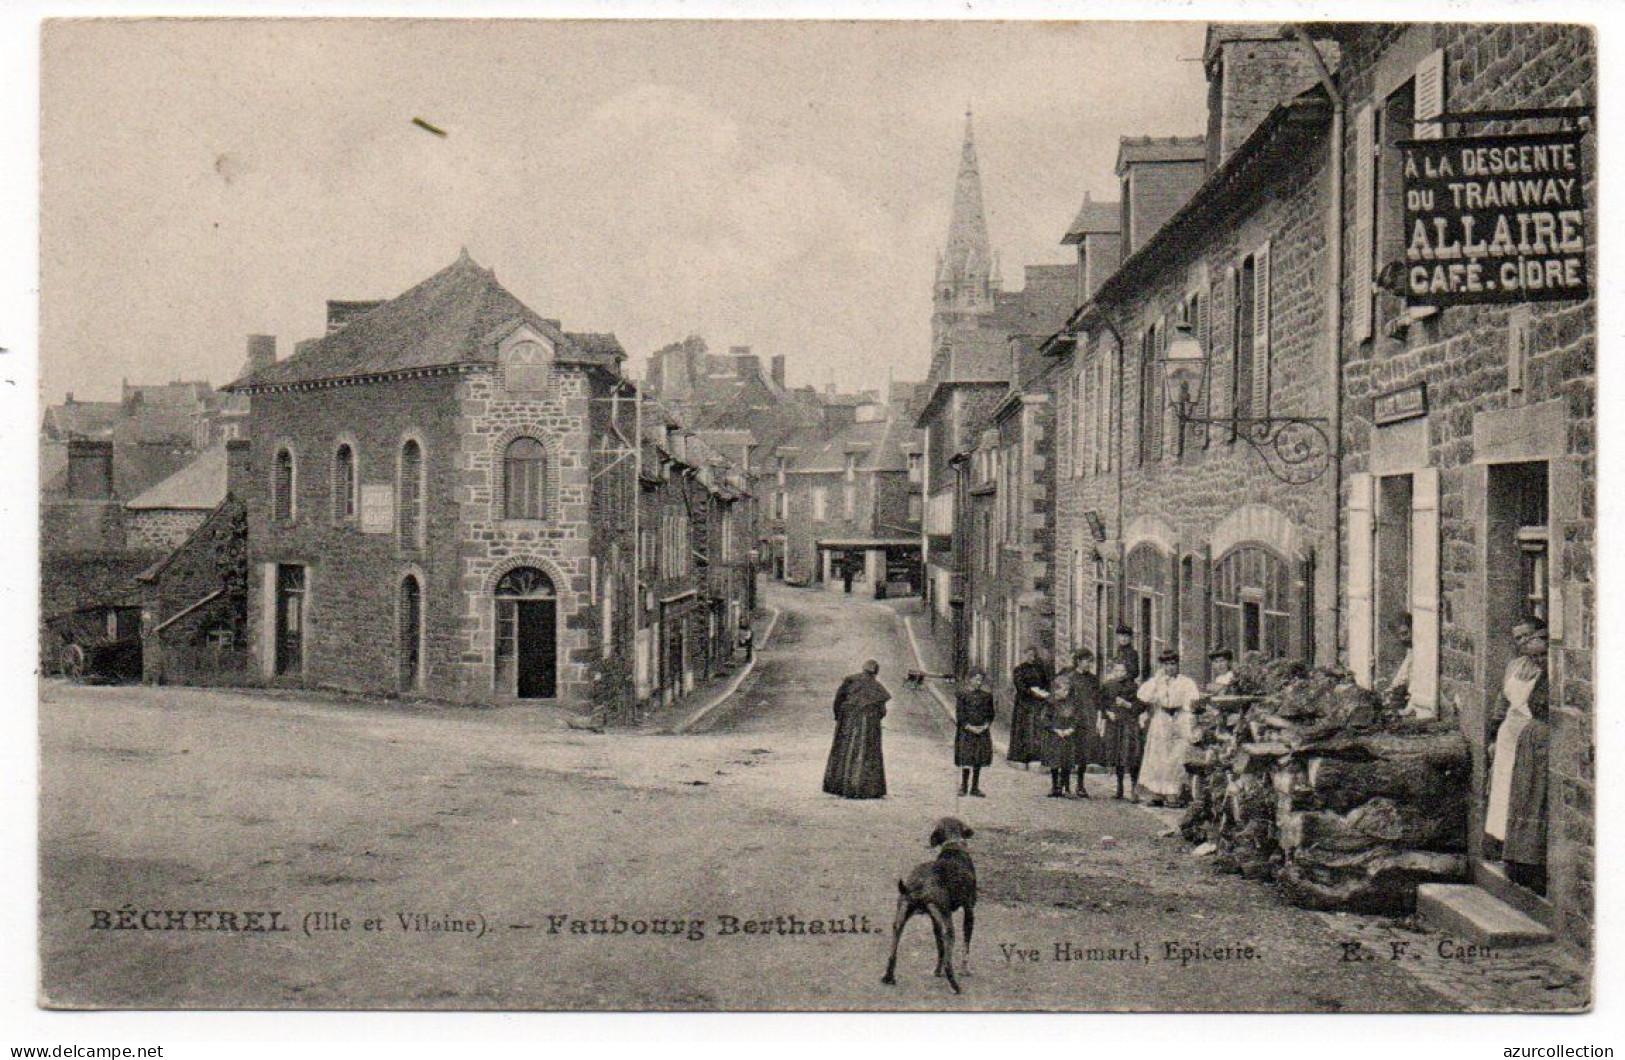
[
  {"left": 820, "top": 630, "right": 1234, "bottom": 808},
  {"left": 960, "top": 627, "right": 1230, "bottom": 806}
]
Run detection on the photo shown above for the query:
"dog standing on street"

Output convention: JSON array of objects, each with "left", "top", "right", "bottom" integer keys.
[{"left": 881, "top": 817, "right": 976, "bottom": 994}]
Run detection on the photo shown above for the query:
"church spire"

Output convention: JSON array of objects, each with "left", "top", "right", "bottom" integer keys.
[{"left": 934, "top": 106, "right": 997, "bottom": 341}]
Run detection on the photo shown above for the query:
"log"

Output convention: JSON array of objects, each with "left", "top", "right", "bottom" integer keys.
[
  {"left": 1304, "top": 756, "right": 1469, "bottom": 814},
  {"left": 1279, "top": 798, "right": 1467, "bottom": 854},
  {"left": 1277, "top": 849, "right": 1466, "bottom": 914},
  {"left": 1234, "top": 742, "right": 1289, "bottom": 774},
  {"left": 1293, "top": 727, "right": 1469, "bottom": 764}
]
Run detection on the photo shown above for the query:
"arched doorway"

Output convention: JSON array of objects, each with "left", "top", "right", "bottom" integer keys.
[
  {"left": 399, "top": 574, "right": 423, "bottom": 691},
  {"left": 495, "top": 566, "right": 557, "bottom": 699}
]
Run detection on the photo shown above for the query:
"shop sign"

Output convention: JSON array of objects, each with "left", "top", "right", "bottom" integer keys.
[
  {"left": 1401, "top": 131, "right": 1587, "bottom": 304},
  {"left": 1373, "top": 383, "right": 1428, "bottom": 426}
]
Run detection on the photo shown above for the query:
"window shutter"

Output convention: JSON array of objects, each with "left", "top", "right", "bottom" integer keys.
[
  {"left": 1213, "top": 270, "right": 1233, "bottom": 429},
  {"left": 1250, "top": 242, "right": 1271, "bottom": 417},
  {"left": 1194, "top": 290, "right": 1212, "bottom": 448},
  {"left": 1353, "top": 104, "right": 1376, "bottom": 343},
  {"left": 1347, "top": 473, "right": 1376, "bottom": 686},
  {"left": 1157, "top": 314, "right": 1170, "bottom": 460},
  {"left": 1415, "top": 48, "right": 1446, "bottom": 139},
  {"left": 1409, "top": 468, "right": 1441, "bottom": 712}
]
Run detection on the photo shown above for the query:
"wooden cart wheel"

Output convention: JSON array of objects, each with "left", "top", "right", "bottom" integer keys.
[{"left": 60, "top": 642, "right": 85, "bottom": 680}]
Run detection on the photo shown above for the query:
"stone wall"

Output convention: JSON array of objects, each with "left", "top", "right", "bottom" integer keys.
[
  {"left": 126, "top": 508, "right": 209, "bottom": 553},
  {"left": 142, "top": 497, "right": 248, "bottom": 686},
  {"left": 1056, "top": 121, "right": 1335, "bottom": 683},
  {"left": 1334, "top": 22, "right": 1596, "bottom": 950},
  {"left": 455, "top": 366, "right": 596, "bottom": 703},
  {"left": 246, "top": 373, "right": 468, "bottom": 700}
]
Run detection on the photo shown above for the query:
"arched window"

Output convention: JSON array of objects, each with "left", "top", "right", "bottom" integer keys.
[
  {"left": 398, "top": 439, "right": 424, "bottom": 548},
  {"left": 332, "top": 443, "right": 356, "bottom": 523},
  {"left": 1125, "top": 542, "right": 1169, "bottom": 679},
  {"left": 399, "top": 574, "right": 422, "bottom": 691},
  {"left": 504, "top": 437, "right": 548, "bottom": 520},
  {"left": 273, "top": 447, "right": 296, "bottom": 523},
  {"left": 1212, "top": 545, "right": 1291, "bottom": 660},
  {"left": 505, "top": 339, "right": 550, "bottom": 392}
]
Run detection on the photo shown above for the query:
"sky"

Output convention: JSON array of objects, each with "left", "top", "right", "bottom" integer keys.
[{"left": 40, "top": 18, "right": 1208, "bottom": 403}]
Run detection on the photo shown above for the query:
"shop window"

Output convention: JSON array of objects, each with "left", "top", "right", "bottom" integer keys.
[
  {"left": 1212, "top": 545, "right": 1292, "bottom": 661},
  {"left": 1125, "top": 543, "right": 1168, "bottom": 678}
]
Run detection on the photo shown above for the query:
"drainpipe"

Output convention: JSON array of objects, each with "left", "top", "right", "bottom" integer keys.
[{"left": 1290, "top": 24, "right": 1345, "bottom": 667}]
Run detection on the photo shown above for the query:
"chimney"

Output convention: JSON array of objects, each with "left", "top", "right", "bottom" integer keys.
[
  {"left": 325, "top": 300, "right": 384, "bottom": 334},
  {"left": 246, "top": 334, "right": 277, "bottom": 372},
  {"left": 64, "top": 392, "right": 74, "bottom": 404},
  {"left": 66, "top": 439, "right": 114, "bottom": 501},
  {"left": 226, "top": 439, "right": 251, "bottom": 501},
  {"left": 770, "top": 354, "right": 786, "bottom": 388},
  {"left": 1116, "top": 136, "right": 1208, "bottom": 257},
  {"left": 1203, "top": 26, "right": 1337, "bottom": 168},
  {"left": 727, "top": 345, "right": 761, "bottom": 381}
]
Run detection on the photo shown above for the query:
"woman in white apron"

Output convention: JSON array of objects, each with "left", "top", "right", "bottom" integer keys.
[
  {"left": 1485, "top": 619, "right": 1548, "bottom": 858},
  {"left": 1136, "top": 648, "right": 1200, "bottom": 807}
]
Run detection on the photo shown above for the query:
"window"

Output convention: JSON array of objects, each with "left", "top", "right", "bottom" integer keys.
[
  {"left": 907, "top": 493, "right": 923, "bottom": 523},
  {"left": 907, "top": 453, "right": 923, "bottom": 484},
  {"left": 332, "top": 443, "right": 356, "bottom": 523},
  {"left": 273, "top": 447, "right": 296, "bottom": 523},
  {"left": 843, "top": 483, "right": 856, "bottom": 521},
  {"left": 398, "top": 439, "right": 424, "bottom": 548},
  {"left": 812, "top": 486, "right": 828, "bottom": 522},
  {"left": 503, "top": 437, "right": 548, "bottom": 520},
  {"left": 504, "top": 339, "right": 551, "bottom": 392},
  {"left": 1212, "top": 546, "right": 1293, "bottom": 661}
]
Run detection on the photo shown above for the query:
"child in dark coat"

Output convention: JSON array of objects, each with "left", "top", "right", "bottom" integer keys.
[
  {"left": 1042, "top": 671, "right": 1080, "bottom": 797},
  {"left": 954, "top": 672, "right": 995, "bottom": 797}
]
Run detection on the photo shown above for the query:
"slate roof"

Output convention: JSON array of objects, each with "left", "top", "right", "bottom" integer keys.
[
  {"left": 790, "top": 412, "right": 917, "bottom": 475},
  {"left": 228, "top": 252, "right": 624, "bottom": 390},
  {"left": 41, "top": 401, "right": 122, "bottom": 441},
  {"left": 1062, "top": 193, "right": 1122, "bottom": 244},
  {"left": 124, "top": 442, "right": 228, "bottom": 511}
]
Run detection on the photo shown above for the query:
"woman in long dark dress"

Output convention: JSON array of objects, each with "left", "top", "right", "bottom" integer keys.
[
  {"left": 1069, "top": 648, "right": 1105, "bottom": 799},
  {"left": 954, "top": 671, "right": 995, "bottom": 797},
  {"left": 822, "top": 659, "right": 891, "bottom": 798},
  {"left": 1007, "top": 647, "right": 1051, "bottom": 766}
]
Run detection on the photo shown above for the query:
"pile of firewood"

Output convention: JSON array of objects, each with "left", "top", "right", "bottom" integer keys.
[{"left": 1181, "top": 660, "right": 1470, "bottom": 914}]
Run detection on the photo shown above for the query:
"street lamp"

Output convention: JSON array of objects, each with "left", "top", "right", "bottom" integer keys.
[{"left": 1158, "top": 322, "right": 1333, "bottom": 485}]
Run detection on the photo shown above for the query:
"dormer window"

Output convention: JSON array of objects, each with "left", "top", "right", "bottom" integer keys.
[{"left": 504, "top": 337, "right": 552, "bottom": 392}]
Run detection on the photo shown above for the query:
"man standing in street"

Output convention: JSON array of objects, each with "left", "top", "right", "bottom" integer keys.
[{"left": 822, "top": 659, "right": 890, "bottom": 799}]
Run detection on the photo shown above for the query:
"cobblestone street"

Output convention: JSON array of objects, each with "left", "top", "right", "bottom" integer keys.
[{"left": 37, "top": 585, "right": 1588, "bottom": 1011}]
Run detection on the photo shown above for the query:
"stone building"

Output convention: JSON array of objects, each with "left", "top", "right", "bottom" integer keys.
[
  {"left": 1309, "top": 21, "right": 1595, "bottom": 951},
  {"left": 137, "top": 440, "right": 250, "bottom": 687},
  {"left": 227, "top": 251, "right": 749, "bottom": 715},
  {"left": 777, "top": 400, "right": 921, "bottom": 595},
  {"left": 123, "top": 441, "right": 229, "bottom": 552},
  {"left": 959, "top": 335, "right": 1057, "bottom": 699},
  {"left": 1050, "top": 32, "right": 1338, "bottom": 686}
]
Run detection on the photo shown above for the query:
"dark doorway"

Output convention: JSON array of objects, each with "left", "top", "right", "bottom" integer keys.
[
  {"left": 495, "top": 567, "right": 558, "bottom": 700},
  {"left": 516, "top": 600, "right": 557, "bottom": 699},
  {"left": 274, "top": 564, "right": 305, "bottom": 677}
]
